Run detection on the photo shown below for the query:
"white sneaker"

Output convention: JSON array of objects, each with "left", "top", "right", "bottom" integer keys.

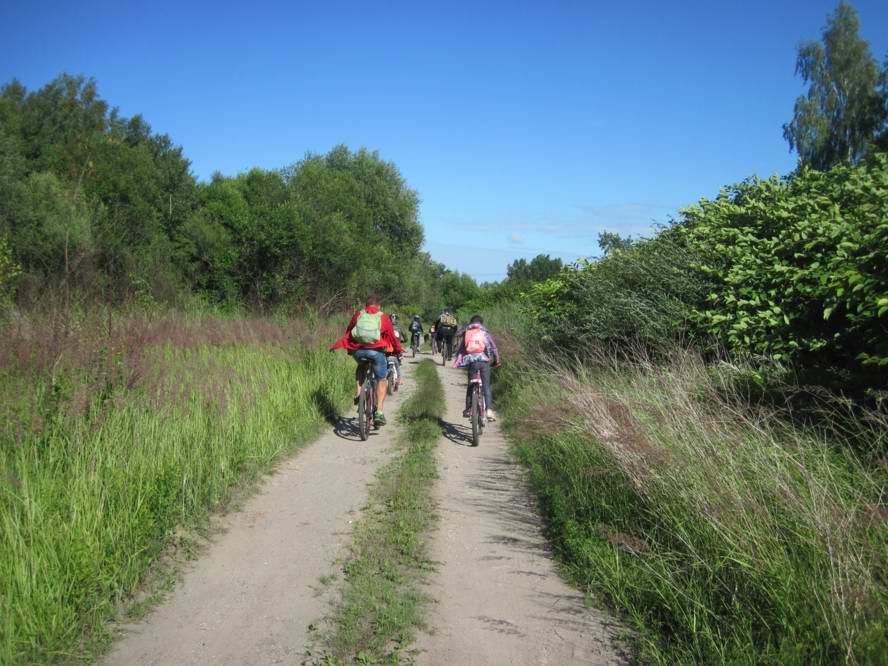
[{"left": 486, "top": 409, "right": 497, "bottom": 421}]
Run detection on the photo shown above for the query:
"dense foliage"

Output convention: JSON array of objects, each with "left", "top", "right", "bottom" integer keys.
[
  {"left": 681, "top": 155, "right": 888, "bottom": 387},
  {"left": 523, "top": 233, "right": 705, "bottom": 353},
  {"left": 0, "top": 75, "right": 475, "bottom": 312},
  {"left": 523, "top": 154, "right": 888, "bottom": 394}
]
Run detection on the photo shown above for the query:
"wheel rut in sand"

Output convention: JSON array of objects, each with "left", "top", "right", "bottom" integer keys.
[
  {"left": 102, "top": 361, "right": 416, "bottom": 666},
  {"left": 415, "top": 363, "right": 627, "bottom": 666}
]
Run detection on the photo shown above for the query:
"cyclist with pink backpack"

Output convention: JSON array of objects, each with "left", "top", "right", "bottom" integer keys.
[{"left": 452, "top": 315, "right": 501, "bottom": 421}]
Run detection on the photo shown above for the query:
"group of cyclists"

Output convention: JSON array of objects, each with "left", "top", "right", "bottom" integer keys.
[{"left": 330, "top": 296, "right": 500, "bottom": 429}]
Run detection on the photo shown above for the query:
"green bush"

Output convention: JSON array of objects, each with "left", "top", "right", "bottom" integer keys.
[
  {"left": 0, "top": 236, "right": 19, "bottom": 306},
  {"left": 523, "top": 153, "right": 888, "bottom": 394},
  {"left": 680, "top": 153, "right": 888, "bottom": 391}
]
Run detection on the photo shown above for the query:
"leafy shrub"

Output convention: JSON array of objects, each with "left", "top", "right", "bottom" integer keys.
[
  {"left": 524, "top": 153, "right": 888, "bottom": 395},
  {"left": 680, "top": 153, "right": 888, "bottom": 391}
]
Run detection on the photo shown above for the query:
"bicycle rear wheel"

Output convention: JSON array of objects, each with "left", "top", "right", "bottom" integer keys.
[
  {"left": 358, "top": 384, "right": 371, "bottom": 441},
  {"left": 470, "top": 388, "right": 481, "bottom": 446}
]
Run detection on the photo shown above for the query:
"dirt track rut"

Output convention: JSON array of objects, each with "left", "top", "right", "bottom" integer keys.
[
  {"left": 413, "top": 363, "right": 625, "bottom": 665},
  {"left": 103, "top": 364, "right": 414, "bottom": 665}
]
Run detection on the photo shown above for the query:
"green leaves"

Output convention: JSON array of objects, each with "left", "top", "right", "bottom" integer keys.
[
  {"left": 522, "top": 152, "right": 888, "bottom": 393},
  {"left": 683, "top": 154, "right": 888, "bottom": 389}
]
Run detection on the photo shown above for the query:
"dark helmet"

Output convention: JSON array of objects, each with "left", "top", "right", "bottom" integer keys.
[{"left": 413, "top": 314, "right": 420, "bottom": 320}]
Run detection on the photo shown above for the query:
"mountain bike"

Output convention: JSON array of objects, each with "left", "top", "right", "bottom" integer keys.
[
  {"left": 357, "top": 359, "right": 378, "bottom": 441},
  {"left": 467, "top": 361, "right": 486, "bottom": 446},
  {"left": 411, "top": 332, "right": 421, "bottom": 357}
]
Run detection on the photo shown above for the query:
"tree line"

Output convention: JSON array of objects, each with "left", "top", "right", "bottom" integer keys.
[{"left": 0, "top": 75, "right": 488, "bottom": 316}]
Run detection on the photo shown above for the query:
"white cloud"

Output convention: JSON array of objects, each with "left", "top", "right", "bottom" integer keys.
[{"left": 435, "top": 200, "right": 681, "bottom": 242}]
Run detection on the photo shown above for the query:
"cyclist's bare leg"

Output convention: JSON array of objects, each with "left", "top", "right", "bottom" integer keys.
[
  {"left": 354, "top": 364, "right": 368, "bottom": 399},
  {"left": 376, "top": 379, "right": 388, "bottom": 412}
]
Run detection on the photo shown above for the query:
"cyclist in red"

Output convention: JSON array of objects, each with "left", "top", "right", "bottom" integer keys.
[
  {"left": 330, "top": 295, "right": 403, "bottom": 426},
  {"left": 452, "top": 314, "right": 500, "bottom": 421}
]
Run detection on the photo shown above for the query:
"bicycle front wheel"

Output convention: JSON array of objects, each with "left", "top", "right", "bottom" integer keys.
[{"left": 470, "top": 388, "right": 481, "bottom": 446}]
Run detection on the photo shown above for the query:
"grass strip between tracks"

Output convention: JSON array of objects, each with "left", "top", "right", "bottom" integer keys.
[{"left": 321, "top": 359, "right": 443, "bottom": 664}]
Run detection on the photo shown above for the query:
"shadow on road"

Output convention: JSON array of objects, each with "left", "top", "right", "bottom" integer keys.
[
  {"left": 468, "top": 452, "right": 555, "bottom": 557},
  {"left": 311, "top": 390, "right": 374, "bottom": 443},
  {"left": 310, "top": 388, "right": 340, "bottom": 425},
  {"left": 333, "top": 415, "right": 369, "bottom": 441},
  {"left": 440, "top": 418, "right": 474, "bottom": 447}
]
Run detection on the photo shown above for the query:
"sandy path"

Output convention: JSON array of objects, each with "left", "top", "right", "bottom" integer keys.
[
  {"left": 103, "top": 361, "right": 415, "bottom": 666},
  {"left": 415, "top": 364, "right": 626, "bottom": 666}
]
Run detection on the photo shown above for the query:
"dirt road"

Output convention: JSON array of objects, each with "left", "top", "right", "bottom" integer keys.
[
  {"left": 103, "top": 357, "right": 624, "bottom": 665},
  {"left": 103, "top": 364, "right": 415, "bottom": 666},
  {"left": 413, "top": 364, "right": 625, "bottom": 665}
]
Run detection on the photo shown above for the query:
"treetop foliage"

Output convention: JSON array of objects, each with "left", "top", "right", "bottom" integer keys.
[{"left": 784, "top": 1, "right": 888, "bottom": 170}]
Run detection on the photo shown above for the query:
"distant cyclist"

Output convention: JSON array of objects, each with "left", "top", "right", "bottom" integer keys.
[
  {"left": 434, "top": 309, "right": 459, "bottom": 359},
  {"left": 409, "top": 315, "right": 423, "bottom": 352},
  {"left": 389, "top": 313, "right": 407, "bottom": 346},
  {"left": 453, "top": 314, "right": 500, "bottom": 421},
  {"left": 330, "top": 295, "right": 403, "bottom": 427},
  {"left": 429, "top": 320, "right": 439, "bottom": 354}
]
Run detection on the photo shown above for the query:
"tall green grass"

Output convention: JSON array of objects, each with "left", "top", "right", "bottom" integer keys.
[
  {"left": 485, "top": 306, "right": 887, "bottom": 664},
  {"left": 0, "top": 309, "right": 352, "bottom": 663}
]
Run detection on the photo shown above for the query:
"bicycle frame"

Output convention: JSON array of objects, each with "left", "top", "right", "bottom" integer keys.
[
  {"left": 386, "top": 356, "right": 399, "bottom": 395},
  {"left": 468, "top": 365, "right": 486, "bottom": 445},
  {"left": 470, "top": 369, "right": 486, "bottom": 411}
]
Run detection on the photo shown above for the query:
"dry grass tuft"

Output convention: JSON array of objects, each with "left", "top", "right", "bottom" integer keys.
[{"left": 488, "top": 314, "right": 888, "bottom": 664}]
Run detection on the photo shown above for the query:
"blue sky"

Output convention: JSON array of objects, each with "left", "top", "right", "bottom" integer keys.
[{"left": 2, "top": 1, "right": 887, "bottom": 281}]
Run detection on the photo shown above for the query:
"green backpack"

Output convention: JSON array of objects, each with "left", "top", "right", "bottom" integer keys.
[
  {"left": 440, "top": 312, "right": 457, "bottom": 328},
  {"left": 352, "top": 309, "right": 383, "bottom": 344}
]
